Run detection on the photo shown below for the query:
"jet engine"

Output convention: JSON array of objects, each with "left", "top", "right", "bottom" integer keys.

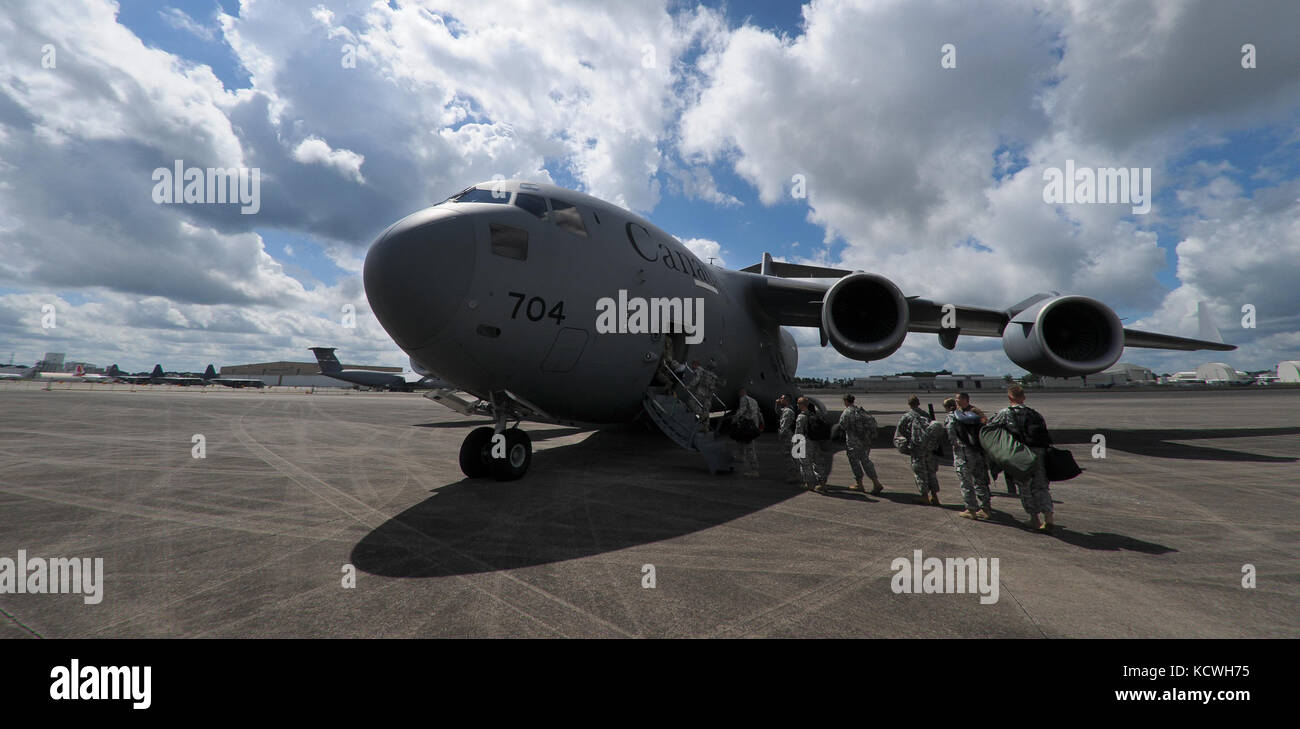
[
  {"left": 1002, "top": 295, "right": 1124, "bottom": 377},
  {"left": 820, "top": 272, "right": 910, "bottom": 361}
]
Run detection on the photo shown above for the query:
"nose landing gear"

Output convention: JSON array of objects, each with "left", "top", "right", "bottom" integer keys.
[{"left": 458, "top": 425, "right": 532, "bottom": 480}]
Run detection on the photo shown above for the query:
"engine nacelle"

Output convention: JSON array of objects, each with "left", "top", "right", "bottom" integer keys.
[
  {"left": 820, "top": 272, "right": 909, "bottom": 361},
  {"left": 1002, "top": 295, "right": 1124, "bottom": 377}
]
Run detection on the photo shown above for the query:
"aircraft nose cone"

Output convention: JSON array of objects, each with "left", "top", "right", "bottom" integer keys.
[{"left": 364, "top": 208, "right": 477, "bottom": 350}]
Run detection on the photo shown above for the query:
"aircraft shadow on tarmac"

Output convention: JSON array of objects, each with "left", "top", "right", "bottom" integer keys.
[
  {"left": 351, "top": 422, "right": 1189, "bottom": 578},
  {"left": 351, "top": 426, "right": 804, "bottom": 578}
]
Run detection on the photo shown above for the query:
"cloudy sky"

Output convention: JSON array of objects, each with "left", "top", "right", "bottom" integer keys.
[{"left": 1, "top": 0, "right": 1297, "bottom": 376}]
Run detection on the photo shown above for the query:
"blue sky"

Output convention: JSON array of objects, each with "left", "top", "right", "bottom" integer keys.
[{"left": 2, "top": 1, "right": 1297, "bottom": 375}]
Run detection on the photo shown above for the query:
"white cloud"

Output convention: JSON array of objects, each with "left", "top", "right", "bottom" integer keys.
[
  {"left": 159, "top": 7, "right": 215, "bottom": 41},
  {"left": 679, "top": 0, "right": 1300, "bottom": 374},
  {"left": 681, "top": 237, "right": 725, "bottom": 268},
  {"left": 292, "top": 136, "right": 366, "bottom": 183}
]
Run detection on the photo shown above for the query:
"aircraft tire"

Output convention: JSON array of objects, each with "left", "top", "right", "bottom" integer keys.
[
  {"left": 459, "top": 426, "right": 495, "bottom": 479},
  {"left": 490, "top": 429, "right": 532, "bottom": 481}
]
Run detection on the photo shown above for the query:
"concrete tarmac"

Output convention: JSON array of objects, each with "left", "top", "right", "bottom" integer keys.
[{"left": 0, "top": 385, "right": 1296, "bottom": 637}]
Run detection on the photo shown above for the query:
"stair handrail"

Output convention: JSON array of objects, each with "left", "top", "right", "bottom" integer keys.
[{"left": 662, "top": 364, "right": 708, "bottom": 413}]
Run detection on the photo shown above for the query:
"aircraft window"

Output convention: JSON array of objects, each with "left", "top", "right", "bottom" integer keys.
[
  {"left": 452, "top": 187, "right": 512, "bottom": 204},
  {"left": 514, "top": 192, "right": 548, "bottom": 219},
  {"left": 490, "top": 223, "right": 528, "bottom": 260},
  {"left": 549, "top": 200, "right": 588, "bottom": 237}
]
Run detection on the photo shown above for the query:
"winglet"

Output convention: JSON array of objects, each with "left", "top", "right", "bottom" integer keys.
[{"left": 1197, "top": 301, "right": 1224, "bottom": 344}]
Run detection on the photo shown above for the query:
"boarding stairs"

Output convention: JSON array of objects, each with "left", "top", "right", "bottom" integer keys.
[{"left": 641, "top": 369, "right": 734, "bottom": 475}]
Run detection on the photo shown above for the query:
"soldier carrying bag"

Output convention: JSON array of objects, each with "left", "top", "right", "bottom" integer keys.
[
  {"left": 806, "top": 410, "right": 832, "bottom": 441},
  {"left": 979, "top": 422, "right": 1040, "bottom": 480},
  {"left": 1044, "top": 447, "right": 1083, "bottom": 481},
  {"left": 893, "top": 431, "right": 913, "bottom": 455}
]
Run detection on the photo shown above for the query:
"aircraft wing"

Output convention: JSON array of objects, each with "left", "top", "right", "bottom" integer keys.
[
  {"left": 742, "top": 257, "right": 1235, "bottom": 353},
  {"left": 1119, "top": 329, "right": 1236, "bottom": 351}
]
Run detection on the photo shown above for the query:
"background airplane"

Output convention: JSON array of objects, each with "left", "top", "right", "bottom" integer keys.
[
  {"left": 202, "top": 365, "right": 266, "bottom": 388},
  {"left": 105, "top": 364, "right": 203, "bottom": 385},
  {"left": 309, "top": 347, "right": 436, "bottom": 392},
  {"left": 11, "top": 364, "right": 113, "bottom": 382},
  {"left": 363, "top": 180, "right": 1235, "bottom": 481}
]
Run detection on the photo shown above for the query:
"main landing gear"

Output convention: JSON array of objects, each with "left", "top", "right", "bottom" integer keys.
[{"left": 458, "top": 423, "right": 532, "bottom": 481}]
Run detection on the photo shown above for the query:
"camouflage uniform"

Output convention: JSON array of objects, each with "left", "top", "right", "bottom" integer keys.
[
  {"left": 814, "top": 438, "right": 834, "bottom": 486},
  {"left": 945, "top": 411, "right": 991, "bottom": 511},
  {"left": 793, "top": 410, "right": 820, "bottom": 487},
  {"left": 732, "top": 394, "right": 763, "bottom": 474},
  {"left": 897, "top": 408, "right": 940, "bottom": 497},
  {"left": 836, "top": 405, "right": 879, "bottom": 484},
  {"left": 690, "top": 367, "right": 720, "bottom": 422},
  {"left": 989, "top": 404, "right": 1052, "bottom": 517},
  {"left": 778, "top": 405, "right": 798, "bottom": 483}
]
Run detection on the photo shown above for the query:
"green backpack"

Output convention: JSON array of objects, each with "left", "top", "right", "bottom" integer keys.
[{"left": 979, "top": 423, "right": 1041, "bottom": 480}]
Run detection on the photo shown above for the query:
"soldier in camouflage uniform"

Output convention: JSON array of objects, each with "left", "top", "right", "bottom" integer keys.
[
  {"left": 896, "top": 395, "right": 941, "bottom": 505},
  {"left": 731, "top": 386, "right": 764, "bottom": 477},
  {"left": 688, "top": 361, "right": 720, "bottom": 429},
  {"left": 833, "top": 394, "right": 883, "bottom": 494},
  {"left": 988, "top": 385, "right": 1055, "bottom": 533},
  {"left": 943, "top": 398, "right": 991, "bottom": 519},
  {"left": 777, "top": 395, "right": 799, "bottom": 484},
  {"left": 794, "top": 397, "right": 824, "bottom": 492}
]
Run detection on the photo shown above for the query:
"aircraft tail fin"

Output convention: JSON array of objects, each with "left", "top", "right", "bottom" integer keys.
[
  {"left": 107, "top": 364, "right": 120, "bottom": 377},
  {"left": 74, "top": 365, "right": 85, "bottom": 377},
  {"left": 151, "top": 364, "right": 164, "bottom": 378},
  {"left": 310, "top": 347, "right": 343, "bottom": 373},
  {"left": 1197, "top": 301, "right": 1225, "bottom": 344},
  {"left": 204, "top": 364, "right": 217, "bottom": 380},
  {"left": 739, "top": 252, "right": 855, "bottom": 279}
]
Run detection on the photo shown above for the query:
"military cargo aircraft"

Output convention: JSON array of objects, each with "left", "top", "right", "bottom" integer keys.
[
  {"left": 105, "top": 364, "right": 203, "bottom": 385},
  {"left": 363, "top": 180, "right": 1234, "bottom": 481},
  {"left": 309, "top": 347, "right": 435, "bottom": 391},
  {"left": 202, "top": 365, "right": 267, "bottom": 388}
]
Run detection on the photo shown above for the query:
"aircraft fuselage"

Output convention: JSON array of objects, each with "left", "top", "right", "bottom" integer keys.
[{"left": 364, "top": 181, "right": 799, "bottom": 426}]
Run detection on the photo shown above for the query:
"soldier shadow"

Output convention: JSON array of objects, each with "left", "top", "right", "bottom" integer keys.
[
  {"left": 1023, "top": 428, "right": 1298, "bottom": 463},
  {"left": 870, "top": 424, "right": 1298, "bottom": 464},
  {"left": 964, "top": 507, "right": 1177, "bottom": 554},
  {"left": 817, "top": 487, "right": 877, "bottom": 503},
  {"left": 350, "top": 428, "right": 805, "bottom": 578},
  {"left": 1047, "top": 530, "right": 1177, "bottom": 554}
]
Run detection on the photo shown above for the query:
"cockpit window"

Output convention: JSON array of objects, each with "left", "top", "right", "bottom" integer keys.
[
  {"left": 451, "top": 187, "right": 512, "bottom": 204},
  {"left": 549, "top": 199, "right": 588, "bottom": 237},
  {"left": 514, "top": 192, "right": 548, "bottom": 219}
]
